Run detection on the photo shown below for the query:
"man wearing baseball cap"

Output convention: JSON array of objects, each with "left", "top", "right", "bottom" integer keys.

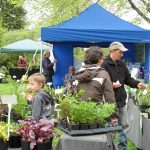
[{"left": 101, "top": 42, "right": 145, "bottom": 150}]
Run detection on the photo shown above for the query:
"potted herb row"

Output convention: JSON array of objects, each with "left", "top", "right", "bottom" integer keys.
[{"left": 58, "top": 101, "right": 116, "bottom": 131}]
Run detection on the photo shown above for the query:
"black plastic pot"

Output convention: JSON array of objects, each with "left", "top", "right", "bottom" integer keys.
[
  {"left": 9, "top": 135, "right": 21, "bottom": 148},
  {"left": 89, "top": 123, "right": 97, "bottom": 129},
  {"left": 0, "top": 139, "right": 8, "bottom": 150},
  {"left": 68, "top": 123, "right": 80, "bottom": 131},
  {"left": 36, "top": 138, "right": 53, "bottom": 150},
  {"left": 21, "top": 140, "right": 30, "bottom": 150},
  {"left": 79, "top": 124, "right": 89, "bottom": 130},
  {"left": 139, "top": 105, "right": 150, "bottom": 113},
  {"left": 148, "top": 113, "right": 150, "bottom": 119},
  {"left": 97, "top": 122, "right": 105, "bottom": 128},
  {"left": 60, "top": 119, "right": 68, "bottom": 129}
]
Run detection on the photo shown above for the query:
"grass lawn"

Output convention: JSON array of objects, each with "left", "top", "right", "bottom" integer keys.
[{"left": 0, "top": 83, "right": 137, "bottom": 149}]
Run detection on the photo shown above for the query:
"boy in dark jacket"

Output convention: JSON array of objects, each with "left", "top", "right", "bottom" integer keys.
[{"left": 26, "top": 73, "right": 54, "bottom": 121}]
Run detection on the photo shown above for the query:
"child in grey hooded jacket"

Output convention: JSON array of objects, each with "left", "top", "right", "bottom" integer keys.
[{"left": 26, "top": 73, "right": 54, "bottom": 121}]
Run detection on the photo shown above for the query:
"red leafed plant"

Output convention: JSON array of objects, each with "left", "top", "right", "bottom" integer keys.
[{"left": 16, "top": 119, "right": 57, "bottom": 150}]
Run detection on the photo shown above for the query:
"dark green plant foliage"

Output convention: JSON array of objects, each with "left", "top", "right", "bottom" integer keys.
[{"left": 1, "top": 0, "right": 26, "bottom": 30}]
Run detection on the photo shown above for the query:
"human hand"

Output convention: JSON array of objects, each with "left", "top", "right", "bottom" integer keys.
[
  {"left": 52, "top": 59, "right": 57, "bottom": 64},
  {"left": 137, "top": 83, "right": 146, "bottom": 89},
  {"left": 26, "top": 94, "right": 33, "bottom": 101},
  {"left": 113, "top": 81, "right": 122, "bottom": 89}
]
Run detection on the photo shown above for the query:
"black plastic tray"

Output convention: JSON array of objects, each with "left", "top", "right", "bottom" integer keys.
[{"left": 58, "top": 125, "right": 123, "bottom": 136}]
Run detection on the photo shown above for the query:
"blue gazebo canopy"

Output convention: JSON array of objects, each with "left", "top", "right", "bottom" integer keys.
[
  {"left": 41, "top": 3, "right": 150, "bottom": 43},
  {"left": 41, "top": 3, "right": 150, "bottom": 86}
]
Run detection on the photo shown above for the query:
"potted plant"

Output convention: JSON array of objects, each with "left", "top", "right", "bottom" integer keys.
[
  {"left": 137, "top": 83, "right": 150, "bottom": 112},
  {"left": 71, "top": 101, "right": 97, "bottom": 130},
  {"left": 145, "top": 108, "right": 150, "bottom": 119},
  {"left": 0, "top": 122, "right": 9, "bottom": 150},
  {"left": 96, "top": 103, "right": 116, "bottom": 127},
  {"left": 9, "top": 122, "right": 22, "bottom": 148},
  {"left": 17, "top": 119, "right": 57, "bottom": 150}
]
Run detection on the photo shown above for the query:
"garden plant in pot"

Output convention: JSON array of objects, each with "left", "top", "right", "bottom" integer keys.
[
  {"left": 96, "top": 103, "right": 116, "bottom": 127},
  {"left": 57, "top": 88, "right": 117, "bottom": 131},
  {"left": 68, "top": 101, "right": 97, "bottom": 130},
  {"left": 137, "top": 85, "right": 150, "bottom": 112},
  {"left": 145, "top": 108, "right": 150, "bottom": 119},
  {"left": 0, "top": 122, "right": 9, "bottom": 150},
  {"left": 17, "top": 119, "right": 57, "bottom": 150},
  {"left": 9, "top": 122, "right": 21, "bottom": 148}
]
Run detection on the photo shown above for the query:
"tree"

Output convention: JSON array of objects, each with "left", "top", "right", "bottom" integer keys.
[
  {"left": 24, "top": 0, "right": 91, "bottom": 27},
  {"left": 96, "top": 0, "right": 150, "bottom": 24},
  {"left": 127, "top": 0, "right": 150, "bottom": 23},
  {"left": 1, "top": 0, "right": 26, "bottom": 30},
  {"left": 24, "top": 0, "right": 149, "bottom": 29}
]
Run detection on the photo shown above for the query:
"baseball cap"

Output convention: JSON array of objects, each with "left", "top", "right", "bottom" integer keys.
[{"left": 109, "top": 42, "right": 128, "bottom": 52}]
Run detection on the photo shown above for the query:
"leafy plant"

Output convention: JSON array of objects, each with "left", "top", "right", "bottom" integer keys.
[
  {"left": 6, "top": 76, "right": 31, "bottom": 119},
  {"left": 0, "top": 66, "right": 9, "bottom": 82},
  {"left": 138, "top": 82, "right": 150, "bottom": 106},
  {"left": 96, "top": 103, "right": 116, "bottom": 122},
  {"left": 17, "top": 119, "right": 57, "bottom": 150},
  {"left": 69, "top": 101, "right": 97, "bottom": 124},
  {"left": 0, "top": 122, "right": 8, "bottom": 142},
  {"left": 145, "top": 108, "right": 150, "bottom": 114},
  {"left": 9, "top": 122, "right": 22, "bottom": 136}
]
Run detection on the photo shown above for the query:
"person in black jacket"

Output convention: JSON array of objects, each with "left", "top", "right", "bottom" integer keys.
[
  {"left": 42, "top": 50, "right": 57, "bottom": 84},
  {"left": 101, "top": 42, "right": 145, "bottom": 150}
]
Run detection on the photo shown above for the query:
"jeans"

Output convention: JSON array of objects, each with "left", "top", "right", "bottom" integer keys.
[{"left": 118, "top": 105, "right": 128, "bottom": 150}]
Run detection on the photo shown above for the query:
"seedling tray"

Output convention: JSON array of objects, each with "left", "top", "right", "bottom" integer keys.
[{"left": 58, "top": 124, "right": 123, "bottom": 136}]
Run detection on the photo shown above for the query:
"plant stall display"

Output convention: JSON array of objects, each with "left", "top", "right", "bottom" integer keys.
[
  {"left": 0, "top": 122, "right": 9, "bottom": 150},
  {"left": 17, "top": 119, "right": 58, "bottom": 150},
  {"left": 57, "top": 89, "right": 116, "bottom": 131}
]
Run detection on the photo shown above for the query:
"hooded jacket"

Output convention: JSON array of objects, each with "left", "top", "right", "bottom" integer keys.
[
  {"left": 76, "top": 64, "right": 115, "bottom": 103},
  {"left": 31, "top": 90, "right": 54, "bottom": 121},
  {"left": 101, "top": 56, "right": 139, "bottom": 107}
]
